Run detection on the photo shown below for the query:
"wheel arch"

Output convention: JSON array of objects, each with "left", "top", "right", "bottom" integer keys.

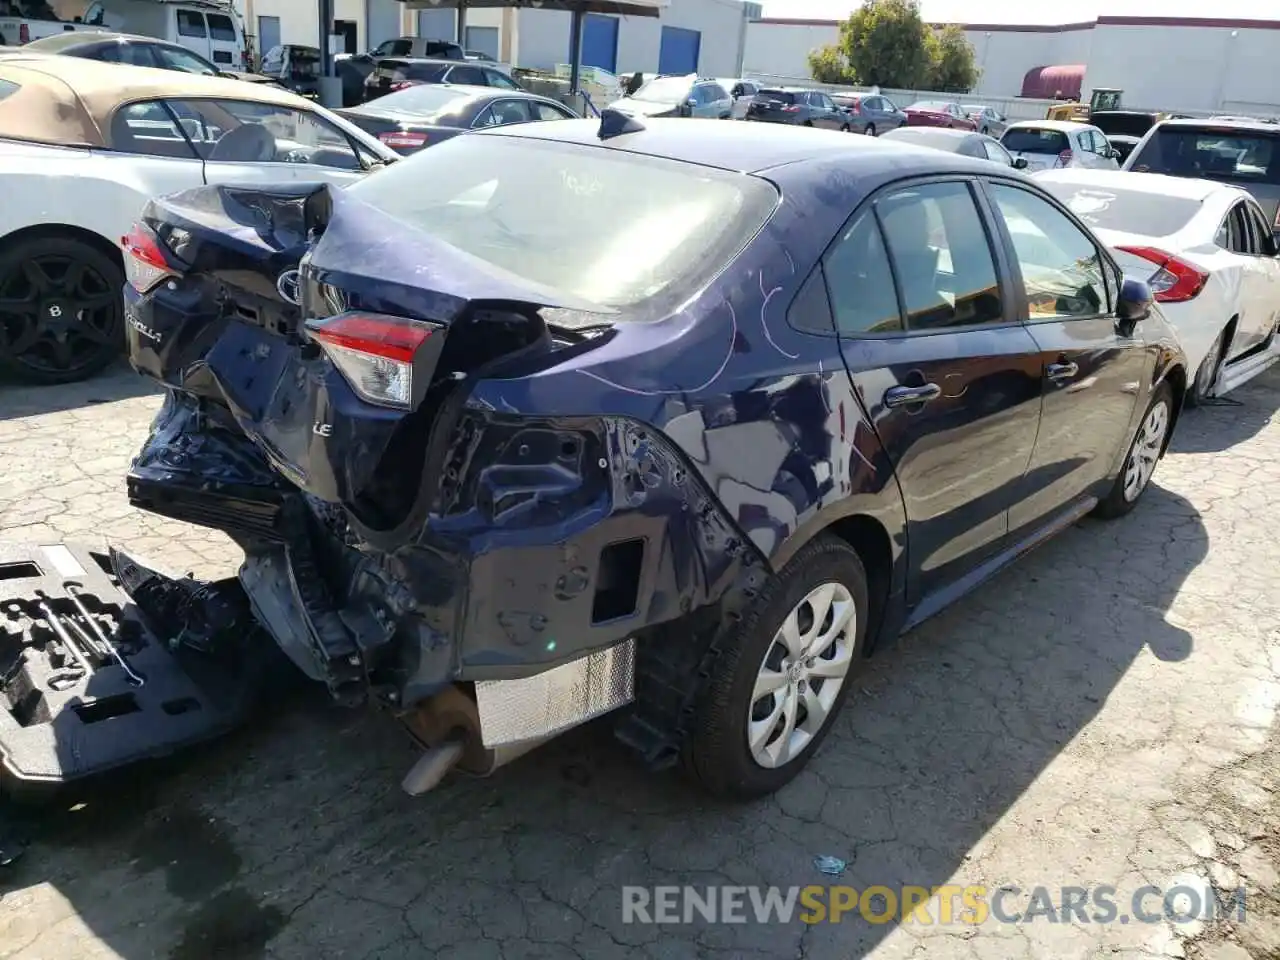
[
  {"left": 0, "top": 223, "right": 124, "bottom": 274},
  {"left": 1160, "top": 361, "right": 1187, "bottom": 454}
]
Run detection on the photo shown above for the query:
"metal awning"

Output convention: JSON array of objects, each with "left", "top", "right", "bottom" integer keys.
[{"left": 397, "top": 0, "right": 670, "bottom": 94}]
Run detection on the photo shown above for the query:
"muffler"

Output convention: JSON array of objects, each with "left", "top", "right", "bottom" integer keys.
[{"left": 398, "top": 685, "right": 548, "bottom": 796}]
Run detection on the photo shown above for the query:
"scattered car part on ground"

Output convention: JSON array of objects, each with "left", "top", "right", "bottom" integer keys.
[
  {"left": 831, "top": 92, "right": 907, "bottom": 135},
  {"left": 1001, "top": 120, "right": 1121, "bottom": 172},
  {"left": 609, "top": 74, "right": 731, "bottom": 119},
  {"left": 336, "top": 82, "right": 577, "bottom": 155},
  {"left": 879, "top": 126, "right": 1026, "bottom": 167},
  {"left": 360, "top": 55, "right": 522, "bottom": 104},
  {"left": 0, "top": 541, "right": 277, "bottom": 788},
  {"left": 1035, "top": 168, "right": 1280, "bottom": 402},
  {"left": 0, "top": 54, "right": 397, "bottom": 384},
  {"left": 1123, "top": 117, "right": 1280, "bottom": 228},
  {"left": 115, "top": 117, "right": 1187, "bottom": 800},
  {"left": 746, "top": 86, "right": 849, "bottom": 128},
  {"left": 903, "top": 100, "right": 978, "bottom": 130}
]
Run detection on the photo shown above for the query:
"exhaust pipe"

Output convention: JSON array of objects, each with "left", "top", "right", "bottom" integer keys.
[{"left": 398, "top": 685, "right": 548, "bottom": 797}]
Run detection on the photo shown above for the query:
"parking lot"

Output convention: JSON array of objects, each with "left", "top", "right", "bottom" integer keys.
[{"left": 0, "top": 364, "right": 1275, "bottom": 960}]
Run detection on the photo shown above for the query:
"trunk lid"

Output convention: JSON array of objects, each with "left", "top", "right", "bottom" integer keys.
[
  {"left": 748, "top": 89, "right": 799, "bottom": 122},
  {"left": 125, "top": 182, "right": 607, "bottom": 531}
]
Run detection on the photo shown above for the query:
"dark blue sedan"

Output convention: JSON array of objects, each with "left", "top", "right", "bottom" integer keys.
[{"left": 119, "top": 115, "right": 1188, "bottom": 800}]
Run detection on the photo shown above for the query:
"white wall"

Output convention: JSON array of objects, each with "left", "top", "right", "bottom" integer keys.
[
  {"left": 514, "top": 0, "right": 749, "bottom": 75},
  {"left": 742, "top": 20, "right": 838, "bottom": 78},
  {"left": 250, "top": 0, "right": 364, "bottom": 47},
  {"left": 963, "top": 26, "right": 1093, "bottom": 97}
]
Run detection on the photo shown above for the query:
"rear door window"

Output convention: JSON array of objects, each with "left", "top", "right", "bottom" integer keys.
[
  {"left": 164, "top": 98, "right": 363, "bottom": 170},
  {"left": 154, "top": 44, "right": 217, "bottom": 74},
  {"left": 483, "top": 68, "right": 519, "bottom": 89},
  {"left": 533, "top": 100, "right": 574, "bottom": 121},
  {"left": 821, "top": 210, "right": 903, "bottom": 335},
  {"left": 474, "top": 99, "right": 533, "bottom": 127},
  {"left": 447, "top": 65, "right": 485, "bottom": 85},
  {"left": 983, "top": 139, "right": 1013, "bottom": 165},
  {"left": 878, "top": 181, "right": 1004, "bottom": 331},
  {"left": 1003, "top": 127, "right": 1070, "bottom": 155},
  {"left": 176, "top": 10, "right": 207, "bottom": 37},
  {"left": 380, "top": 39, "right": 412, "bottom": 56}
]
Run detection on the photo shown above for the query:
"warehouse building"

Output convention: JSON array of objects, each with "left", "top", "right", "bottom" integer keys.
[
  {"left": 241, "top": 0, "right": 758, "bottom": 77},
  {"left": 743, "top": 14, "right": 1280, "bottom": 115}
]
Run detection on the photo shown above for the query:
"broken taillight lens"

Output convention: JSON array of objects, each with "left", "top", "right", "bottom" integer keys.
[
  {"left": 306, "top": 311, "right": 440, "bottom": 409},
  {"left": 1114, "top": 245, "right": 1209, "bottom": 303},
  {"left": 121, "top": 223, "right": 179, "bottom": 294}
]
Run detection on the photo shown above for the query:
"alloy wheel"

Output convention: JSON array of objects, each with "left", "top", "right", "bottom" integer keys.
[
  {"left": 1122, "top": 398, "right": 1170, "bottom": 502},
  {"left": 0, "top": 253, "right": 119, "bottom": 378},
  {"left": 747, "top": 582, "right": 856, "bottom": 769}
]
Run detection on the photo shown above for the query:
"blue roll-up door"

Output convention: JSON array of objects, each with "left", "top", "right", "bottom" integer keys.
[
  {"left": 417, "top": 8, "right": 456, "bottom": 41},
  {"left": 366, "top": 0, "right": 400, "bottom": 49},
  {"left": 256, "top": 15, "right": 280, "bottom": 58},
  {"left": 658, "top": 26, "right": 700, "bottom": 75},
  {"left": 579, "top": 14, "right": 618, "bottom": 73}
]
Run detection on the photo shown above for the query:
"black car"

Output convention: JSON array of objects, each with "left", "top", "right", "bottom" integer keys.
[
  {"left": 336, "top": 82, "right": 576, "bottom": 155},
  {"left": 879, "top": 126, "right": 1028, "bottom": 168},
  {"left": 337, "top": 35, "right": 464, "bottom": 106},
  {"left": 747, "top": 87, "right": 851, "bottom": 129},
  {"left": 1090, "top": 110, "right": 1161, "bottom": 164},
  {"left": 18, "top": 31, "right": 276, "bottom": 85},
  {"left": 120, "top": 118, "right": 1187, "bottom": 801},
  {"left": 360, "top": 56, "right": 521, "bottom": 103}
]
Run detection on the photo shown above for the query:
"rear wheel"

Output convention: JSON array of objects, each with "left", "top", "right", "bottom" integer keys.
[
  {"left": 1094, "top": 383, "right": 1173, "bottom": 519},
  {"left": 864, "top": 123, "right": 876, "bottom": 136},
  {"left": 683, "top": 535, "right": 868, "bottom": 799},
  {"left": 0, "top": 236, "right": 124, "bottom": 385},
  {"left": 841, "top": 123, "right": 851, "bottom": 132},
  {"left": 1189, "top": 326, "right": 1228, "bottom": 406}
]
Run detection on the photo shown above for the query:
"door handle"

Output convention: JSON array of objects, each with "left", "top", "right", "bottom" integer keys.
[
  {"left": 884, "top": 383, "right": 942, "bottom": 408},
  {"left": 1047, "top": 361, "right": 1079, "bottom": 381}
]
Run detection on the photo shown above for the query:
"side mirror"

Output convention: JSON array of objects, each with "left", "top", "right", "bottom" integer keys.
[
  {"left": 1013, "top": 157, "right": 1029, "bottom": 169},
  {"left": 1117, "top": 276, "right": 1154, "bottom": 332}
]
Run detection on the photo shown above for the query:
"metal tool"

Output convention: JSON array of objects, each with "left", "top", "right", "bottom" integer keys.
[
  {"left": 34, "top": 594, "right": 95, "bottom": 676},
  {"left": 65, "top": 583, "right": 144, "bottom": 687}
]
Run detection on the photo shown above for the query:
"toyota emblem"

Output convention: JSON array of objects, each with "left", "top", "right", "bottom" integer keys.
[{"left": 276, "top": 269, "right": 302, "bottom": 305}]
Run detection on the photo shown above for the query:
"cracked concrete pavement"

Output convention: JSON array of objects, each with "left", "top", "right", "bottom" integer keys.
[{"left": 0, "top": 363, "right": 1277, "bottom": 960}]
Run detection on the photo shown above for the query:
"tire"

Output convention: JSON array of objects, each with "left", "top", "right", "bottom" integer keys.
[
  {"left": 864, "top": 123, "right": 876, "bottom": 136},
  {"left": 980, "top": 126, "right": 989, "bottom": 135},
  {"left": 841, "top": 123, "right": 851, "bottom": 132},
  {"left": 1188, "top": 326, "right": 1228, "bottom": 407},
  {"left": 683, "top": 534, "right": 869, "bottom": 800},
  {"left": 0, "top": 235, "right": 124, "bottom": 385},
  {"left": 1094, "top": 382, "right": 1174, "bottom": 519}
]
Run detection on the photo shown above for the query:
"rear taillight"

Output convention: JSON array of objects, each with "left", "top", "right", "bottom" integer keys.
[
  {"left": 1115, "top": 246, "right": 1209, "bottom": 303},
  {"left": 1056, "top": 149, "right": 1073, "bottom": 167},
  {"left": 378, "top": 131, "right": 427, "bottom": 149},
  {"left": 306, "top": 311, "right": 440, "bottom": 409},
  {"left": 121, "top": 224, "right": 178, "bottom": 294},
  {"left": 18, "top": 23, "right": 29, "bottom": 43}
]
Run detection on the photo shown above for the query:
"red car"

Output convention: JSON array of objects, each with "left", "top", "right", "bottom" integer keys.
[{"left": 904, "top": 100, "right": 978, "bottom": 130}]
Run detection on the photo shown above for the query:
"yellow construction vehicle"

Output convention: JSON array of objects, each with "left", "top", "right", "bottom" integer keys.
[{"left": 1045, "top": 88, "right": 1123, "bottom": 121}]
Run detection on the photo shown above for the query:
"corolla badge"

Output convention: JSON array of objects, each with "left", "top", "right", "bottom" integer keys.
[{"left": 276, "top": 269, "right": 302, "bottom": 305}]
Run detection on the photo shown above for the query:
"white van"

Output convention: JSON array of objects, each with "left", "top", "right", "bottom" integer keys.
[{"left": 94, "top": 0, "right": 245, "bottom": 69}]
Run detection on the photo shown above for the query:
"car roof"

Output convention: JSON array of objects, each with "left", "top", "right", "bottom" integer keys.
[
  {"left": 1034, "top": 167, "right": 1244, "bottom": 202},
  {"left": 884, "top": 127, "right": 977, "bottom": 142},
  {"left": 485, "top": 115, "right": 1004, "bottom": 176},
  {"left": 1155, "top": 117, "right": 1280, "bottom": 134},
  {"left": 0, "top": 54, "right": 314, "bottom": 148},
  {"left": 1007, "top": 119, "right": 1092, "bottom": 131}
]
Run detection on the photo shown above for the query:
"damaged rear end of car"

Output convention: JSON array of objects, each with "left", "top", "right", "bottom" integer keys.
[{"left": 119, "top": 139, "right": 780, "bottom": 793}]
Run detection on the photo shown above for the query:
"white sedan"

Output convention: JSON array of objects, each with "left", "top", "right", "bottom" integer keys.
[
  {"left": 1034, "top": 168, "right": 1280, "bottom": 403},
  {"left": 0, "top": 52, "right": 399, "bottom": 384}
]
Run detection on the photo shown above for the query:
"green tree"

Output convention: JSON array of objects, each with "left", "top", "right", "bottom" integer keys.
[
  {"left": 808, "top": 44, "right": 857, "bottom": 85},
  {"left": 928, "top": 24, "right": 980, "bottom": 92},
  {"left": 838, "top": 0, "right": 932, "bottom": 90}
]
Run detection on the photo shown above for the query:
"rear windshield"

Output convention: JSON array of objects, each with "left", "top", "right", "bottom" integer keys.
[
  {"left": 364, "top": 83, "right": 473, "bottom": 119},
  {"left": 403, "top": 62, "right": 449, "bottom": 82},
  {"left": 1129, "top": 127, "right": 1280, "bottom": 184},
  {"left": 755, "top": 89, "right": 796, "bottom": 104},
  {"left": 1037, "top": 181, "right": 1202, "bottom": 236},
  {"left": 345, "top": 135, "right": 778, "bottom": 312},
  {"left": 207, "top": 14, "right": 236, "bottom": 41},
  {"left": 632, "top": 76, "right": 692, "bottom": 104},
  {"left": 1003, "top": 127, "right": 1070, "bottom": 154},
  {"left": 424, "top": 41, "right": 463, "bottom": 59}
]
